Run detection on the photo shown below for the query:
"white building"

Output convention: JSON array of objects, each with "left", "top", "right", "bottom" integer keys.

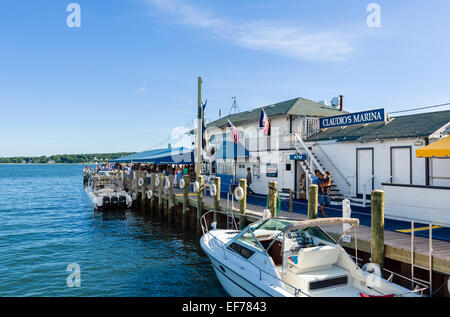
[{"left": 203, "top": 97, "right": 450, "bottom": 223}]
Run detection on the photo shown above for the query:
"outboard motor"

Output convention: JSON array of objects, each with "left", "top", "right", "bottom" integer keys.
[
  {"left": 110, "top": 196, "right": 119, "bottom": 209},
  {"left": 119, "top": 195, "right": 127, "bottom": 207},
  {"left": 102, "top": 196, "right": 111, "bottom": 210}
]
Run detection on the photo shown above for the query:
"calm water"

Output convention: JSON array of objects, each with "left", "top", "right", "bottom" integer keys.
[{"left": 0, "top": 164, "right": 225, "bottom": 297}]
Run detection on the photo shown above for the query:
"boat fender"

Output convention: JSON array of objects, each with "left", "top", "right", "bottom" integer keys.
[
  {"left": 211, "top": 221, "right": 217, "bottom": 230},
  {"left": 193, "top": 181, "right": 200, "bottom": 193},
  {"left": 179, "top": 178, "right": 185, "bottom": 189},
  {"left": 262, "top": 209, "right": 272, "bottom": 219},
  {"left": 234, "top": 186, "right": 244, "bottom": 201},
  {"left": 165, "top": 180, "right": 171, "bottom": 190},
  {"left": 155, "top": 177, "right": 160, "bottom": 187},
  {"left": 147, "top": 190, "right": 153, "bottom": 199},
  {"left": 210, "top": 184, "right": 217, "bottom": 196},
  {"left": 138, "top": 178, "right": 144, "bottom": 187},
  {"left": 132, "top": 193, "right": 137, "bottom": 201}
]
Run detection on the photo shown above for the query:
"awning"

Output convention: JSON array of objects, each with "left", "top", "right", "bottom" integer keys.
[
  {"left": 110, "top": 146, "right": 194, "bottom": 164},
  {"left": 213, "top": 141, "right": 250, "bottom": 160},
  {"left": 416, "top": 136, "right": 450, "bottom": 158}
]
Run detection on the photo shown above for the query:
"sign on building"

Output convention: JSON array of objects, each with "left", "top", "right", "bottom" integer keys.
[
  {"left": 320, "top": 108, "right": 386, "bottom": 129},
  {"left": 290, "top": 154, "right": 307, "bottom": 161}
]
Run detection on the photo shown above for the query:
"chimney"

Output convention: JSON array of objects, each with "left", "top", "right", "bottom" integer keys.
[{"left": 339, "top": 95, "right": 344, "bottom": 111}]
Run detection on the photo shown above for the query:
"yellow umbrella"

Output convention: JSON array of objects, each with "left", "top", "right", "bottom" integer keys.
[{"left": 416, "top": 135, "right": 450, "bottom": 158}]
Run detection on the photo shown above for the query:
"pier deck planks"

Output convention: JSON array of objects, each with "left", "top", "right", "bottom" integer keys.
[{"left": 167, "top": 190, "right": 450, "bottom": 275}]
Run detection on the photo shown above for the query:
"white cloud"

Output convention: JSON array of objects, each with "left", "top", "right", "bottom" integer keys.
[{"left": 145, "top": 0, "right": 354, "bottom": 62}]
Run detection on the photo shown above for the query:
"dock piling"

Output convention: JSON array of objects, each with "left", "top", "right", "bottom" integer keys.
[
  {"left": 268, "top": 181, "right": 277, "bottom": 218},
  {"left": 182, "top": 175, "right": 189, "bottom": 228},
  {"left": 307, "top": 184, "right": 318, "bottom": 219},
  {"left": 238, "top": 179, "right": 247, "bottom": 230},
  {"left": 196, "top": 175, "right": 204, "bottom": 232},
  {"left": 371, "top": 190, "right": 385, "bottom": 269},
  {"left": 289, "top": 189, "right": 293, "bottom": 213},
  {"left": 213, "top": 177, "right": 221, "bottom": 223}
]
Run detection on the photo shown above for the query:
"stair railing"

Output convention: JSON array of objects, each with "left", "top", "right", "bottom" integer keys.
[{"left": 293, "top": 133, "right": 325, "bottom": 176}]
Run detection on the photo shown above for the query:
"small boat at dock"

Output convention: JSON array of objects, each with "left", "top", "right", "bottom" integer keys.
[
  {"left": 85, "top": 171, "right": 132, "bottom": 210},
  {"left": 200, "top": 212, "right": 425, "bottom": 297}
]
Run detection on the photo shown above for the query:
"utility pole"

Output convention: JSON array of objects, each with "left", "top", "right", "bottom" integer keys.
[{"left": 196, "top": 76, "right": 203, "bottom": 177}]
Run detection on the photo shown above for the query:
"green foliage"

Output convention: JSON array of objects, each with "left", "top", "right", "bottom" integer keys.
[{"left": 0, "top": 152, "right": 135, "bottom": 164}]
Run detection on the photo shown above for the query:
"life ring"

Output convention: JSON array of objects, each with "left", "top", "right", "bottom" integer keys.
[
  {"left": 155, "top": 177, "right": 160, "bottom": 187},
  {"left": 138, "top": 178, "right": 144, "bottom": 187},
  {"left": 262, "top": 209, "right": 272, "bottom": 220},
  {"left": 165, "top": 180, "right": 171, "bottom": 190},
  {"left": 132, "top": 193, "right": 137, "bottom": 201},
  {"left": 210, "top": 184, "right": 217, "bottom": 196},
  {"left": 147, "top": 190, "right": 153, "bottom": 199},
  {"left": 193, "top": 181, "right": 200, "bottom": 193},
  {"left": 234, "top": 186, "right": 244, "bottom": 201},
  {"left": 299, "top": 173, "right": 306, "bottom": 192},
  {"left": 180, "top": 178, "right": 185, "bottom": 189}
]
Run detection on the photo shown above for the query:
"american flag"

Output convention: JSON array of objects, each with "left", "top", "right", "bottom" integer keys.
[
  {"left": 227, "top": 119, "right": 239, "bottom": 144},
  {"left": 259, "top": 108, "right": 270, "bottom": 134}
]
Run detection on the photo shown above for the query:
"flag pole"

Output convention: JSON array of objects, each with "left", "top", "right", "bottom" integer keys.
[{"left": 196, "top": 76, "right": 203, "bottom": 177}]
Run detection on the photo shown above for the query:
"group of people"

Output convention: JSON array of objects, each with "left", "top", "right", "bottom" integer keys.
[{"left": 312, "top": 170, "right": 332, "bottom": 217}]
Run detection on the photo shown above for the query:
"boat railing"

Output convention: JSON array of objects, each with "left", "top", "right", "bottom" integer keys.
[{"left": 200, "top": 211, "right": 310, "bottom": 297}]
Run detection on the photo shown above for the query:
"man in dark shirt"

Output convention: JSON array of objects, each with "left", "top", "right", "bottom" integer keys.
[{"left": 246, "top": 167, "right": 255, "bottom": 195}]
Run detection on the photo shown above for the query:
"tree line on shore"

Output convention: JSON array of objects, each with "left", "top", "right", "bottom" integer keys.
[{"left": 0, "top": 152, "right": 135, "bottom": 164}]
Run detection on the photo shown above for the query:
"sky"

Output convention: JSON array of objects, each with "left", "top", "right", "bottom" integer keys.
[{"left": 0, "top": 0, "right": 449, "bottom": 157}]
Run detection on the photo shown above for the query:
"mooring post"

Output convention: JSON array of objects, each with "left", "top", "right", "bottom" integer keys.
[
  {"left": 158, "top": 173, "right": 164, "bottom": 213},
  {"left": 168, "top": 174, "right": 175, "bottom": 222},
  {"left": 150, "top": 172, "right": 156, "bottom": 214},
  {"left": 371, "top": 190, "right": 385, "bottom": 269},
  {"left": 289, "top": 189, "right": 294, "bottom": 213},
  {"left": 196, "top": 175, "right": 204, "bottom": 232},
  {"left": 182, "top": 174, "right": 189, "bottom": 228},
  {"left": 268, "top": 181, "right": 277, "bottom": 218},
  {"left": 141, "top": 171, "right": 147, "bottom": 212},
  {"left": 307, "top": 184, "right": 318, "bottom": 219},
  {"left": 238, "top": 179, "right": 247, "bottom": 230},
  {"left": 213, "top": 177, "right": 221, "bottom": 223}
]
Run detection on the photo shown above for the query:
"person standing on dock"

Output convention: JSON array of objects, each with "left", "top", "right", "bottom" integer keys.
[
  {"left": 318, "top": 173, "right": 329, "bottom": 217},
  {"left": 246, "top": 167, "right": 255, "bottom": 195}
]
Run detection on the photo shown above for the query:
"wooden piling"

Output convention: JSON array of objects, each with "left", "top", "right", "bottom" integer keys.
[
  {"left": 182, "top": 174, "right": 189, "bottom": 228},
  {"left": 168, "top": 174, "right": 175, "bottom": 222},
  {"left": 238, "top": 179, "right": 247, "bottom": 230},
  {"left": 371, "top": 190, "right": 385, "bottom": 269},
  {"left": 268, "top": 181, "right": 277, "bottom": 218},
  {"left": 158, "top": 173, "right": 164, "bottom": 214},
  {"left": 140, "top": 171, "right": 147, "bottom": 212},
  {"left": 308, "top": 184, "right": 318, "bottom": 219},
  {"left": 196, "top": 176, "right": 204, "bottom": 231},
  {"left": 213, "top": 177, "right": 221, "bottom": 223},
  {"left": 289, "top": 189, "right": 294, "bottom": 213}
]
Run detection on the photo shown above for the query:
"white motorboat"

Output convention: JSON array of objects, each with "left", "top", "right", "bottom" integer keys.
[
  {"left": 200, "top": 213, "right": 426, "bottom": 297},
  {"left": 84, "top": 171, "right": 132, "bottom": 210}
]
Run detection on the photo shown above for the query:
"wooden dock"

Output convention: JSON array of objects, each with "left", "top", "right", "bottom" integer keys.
[{"left": 121, "top": 171, "right": 449, "bottom": 296}]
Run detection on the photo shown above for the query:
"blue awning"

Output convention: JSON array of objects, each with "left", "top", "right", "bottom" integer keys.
[
  {"left": 213, "top": 141, "right": 250, "bottom": 160},
  {"left": 110, "top": 146, "right": 194, "bottom": 164}
]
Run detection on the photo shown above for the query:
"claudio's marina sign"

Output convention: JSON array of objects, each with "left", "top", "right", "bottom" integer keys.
[{"left": 320, "top": 108, "right": 386, "bottom": 129}]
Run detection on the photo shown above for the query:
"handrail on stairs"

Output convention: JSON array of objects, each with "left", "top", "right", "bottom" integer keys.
[{"left": 293, "top": 133, "right": 325, "bottom": 175}]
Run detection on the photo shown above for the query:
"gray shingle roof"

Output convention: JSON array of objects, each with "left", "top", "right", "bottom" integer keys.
[
  {"left": 206, "top": 97, "right": 346, "bottom": 129},
  {"left": 307, "top": 110, "right": 450, "bottom": 142}
]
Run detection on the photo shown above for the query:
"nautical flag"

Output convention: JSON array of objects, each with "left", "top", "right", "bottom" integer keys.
[
  {"left": 259, "top": 108, "right": 270, "bottom": 134},
  {"left": 227, "top": 119, "right": 239, "bottom": 144}
]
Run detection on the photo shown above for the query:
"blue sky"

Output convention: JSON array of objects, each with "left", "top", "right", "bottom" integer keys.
[{"left": 0, "top": 0, "right": 449, "bottom": 157}]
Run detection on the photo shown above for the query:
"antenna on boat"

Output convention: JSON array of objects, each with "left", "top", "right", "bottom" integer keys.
[{"left": 229, "top": 96, "right": 240, "bottom": 115}]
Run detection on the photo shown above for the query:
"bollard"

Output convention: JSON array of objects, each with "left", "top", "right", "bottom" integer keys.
[
  {"left": 238, "top": 179, "right": 247, "bottom": 230},
  {"left": 371, "top": 190, "right": 385, "bottom": 269},
  {"left": 289, "top": 189, "right": 294, "bottom": 213},
  {"left": 268, "top": 181, "right": 277, "bottom": 218},
  {"left": 307, "top": 184, "right": 318, "bottom": 219},
  {"left": 196, "top": 176, "right": 204, "bottom": 231},
  {"left": 182, "top": 174, "right": 189, "bottom": 228},
  {"left": 213, "top": 177, "right": 221, "bottom": 223}
]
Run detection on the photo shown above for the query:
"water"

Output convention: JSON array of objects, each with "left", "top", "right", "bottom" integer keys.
[{"left": 0, "top": 164, "right": 226, "bottom": 297}]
